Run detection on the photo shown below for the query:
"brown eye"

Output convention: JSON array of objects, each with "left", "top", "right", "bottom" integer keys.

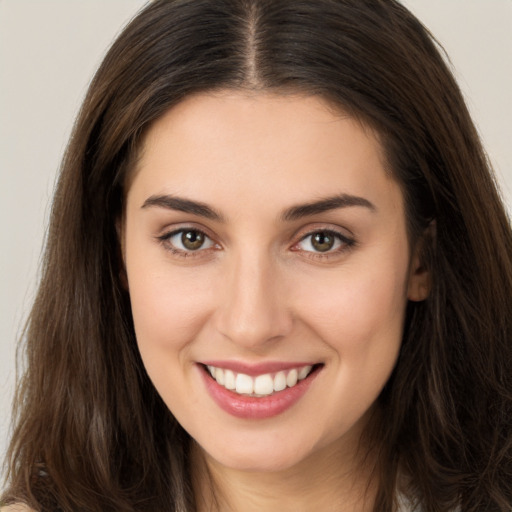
[
  {"left": 181, "top": 230, "right": 205, "bottom": 250},
  {"left": 295, "top": 229, "right": 354, "bottom": 256},
  {"left": 161, "top": 229, "right": 215, "bottom": 253},
  {"left": 311, "top": 232, "right": 335, "bottom": 252}
]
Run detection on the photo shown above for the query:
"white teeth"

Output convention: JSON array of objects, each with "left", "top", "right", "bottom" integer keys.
[
  {"left": 206, "top": 364, "right": 315, "bottom": 397},
  {"left": 235, "top": 373, "right": 254, "bottom": 394},
  {"left": 254, "top": 374, "right": 274, "bottom": 396},
  {"left": 224, "top": 369, "right": 236, "bottom": 390},
  {"left": 274, "top": 371, "right": 287, "bottom": 392},
  {"left": 298, "top": 365, "right": 312, "bottom": 380},
  {"left": 215, "top": 368, "right": 225, "bottom": 385},
  {"left": 286, "top": 368, "right": 298, "bottom": 387}
]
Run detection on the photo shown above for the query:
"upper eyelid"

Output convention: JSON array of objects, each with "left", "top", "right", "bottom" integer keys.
[
  {"left": 293, "top": 223, "right": 355, "bottom": 242},
  {"left": 299, "top": 228, "right": 352, "bottom": 240},
  {"left": 157, "top": 223, "right": 215, "bottom": 240}
]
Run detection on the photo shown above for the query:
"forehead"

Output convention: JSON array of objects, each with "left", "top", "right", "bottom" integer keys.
[{"left": 129, "top": 91, "right": 402, "bottom": 218}]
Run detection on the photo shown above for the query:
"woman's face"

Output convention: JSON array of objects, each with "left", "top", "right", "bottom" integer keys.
[{"left": 122, "top": 92, "right": 427, "bottom": 472}]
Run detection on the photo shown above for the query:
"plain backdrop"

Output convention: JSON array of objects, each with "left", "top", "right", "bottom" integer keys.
[{"left": 1, "top": 0, "right": 511, "bottom": 471}]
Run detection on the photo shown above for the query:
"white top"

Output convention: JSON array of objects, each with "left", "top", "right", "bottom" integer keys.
[
  {"left": 397, "top": 493, "right": 421, "bottom": 511},
  {"left": 397, "top": 493, "right": 460, "bottom": 512}
]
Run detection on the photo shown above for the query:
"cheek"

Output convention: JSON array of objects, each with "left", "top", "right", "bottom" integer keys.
[
  {"left": 294, "top": 256, "right": 409, "bottom": 358},
  {"left": 126, "top": 252, "right": 215, "bottom": 365},
  {"left": 126, "top": 263, "right": 218, "bottom": 418},
  {"left": 291, "top": 259, "right": 409, "bottom": 434}
]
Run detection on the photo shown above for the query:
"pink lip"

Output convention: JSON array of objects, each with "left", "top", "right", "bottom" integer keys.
[
  {"left": 201, "top": 360, "right": 315, "bottom": 376},
  {"left": 199, "top": 363, "right": 321, "bottom": 420}
]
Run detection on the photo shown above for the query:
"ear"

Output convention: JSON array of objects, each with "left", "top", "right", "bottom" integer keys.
[
  {"left": 116, "top": 216, "right": 129, "bottom": 291},
  {"left": 407, "top": 221, "right": 435, "bottom": 302}
]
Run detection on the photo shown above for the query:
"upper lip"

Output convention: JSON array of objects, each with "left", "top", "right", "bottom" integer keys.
[{"left": 200, "top": 360, "right": 319, "bottom": 376}]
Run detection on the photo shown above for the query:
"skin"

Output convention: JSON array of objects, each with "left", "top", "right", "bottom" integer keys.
[{"left": 121, "top": 91, "right": 429, "bottom": 511}]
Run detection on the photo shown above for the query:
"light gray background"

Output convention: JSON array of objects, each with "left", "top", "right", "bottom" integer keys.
[{"left": 1, "top": 0, "right": 511, "bottom": 471}]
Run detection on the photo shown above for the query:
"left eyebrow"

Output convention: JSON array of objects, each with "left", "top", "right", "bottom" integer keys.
[
  {"left": 141, "top": 194, "right": 225, "bottom": 221},
  {"left": 281, "top": 194, "right": 376, "bottom": 221}
]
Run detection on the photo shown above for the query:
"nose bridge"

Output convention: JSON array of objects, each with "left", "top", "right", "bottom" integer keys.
[{"left": 215, "top": 247, "right": 291, "bottom": 348}]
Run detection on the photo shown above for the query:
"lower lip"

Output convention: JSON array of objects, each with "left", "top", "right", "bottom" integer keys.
[{"left": 200, "top": 365, "right": 320, "bottom": 420}]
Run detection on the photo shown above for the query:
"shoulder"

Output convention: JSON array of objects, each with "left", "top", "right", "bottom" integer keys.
[{"left": 1, "top": 505, "right": 36, "bottom": 512}]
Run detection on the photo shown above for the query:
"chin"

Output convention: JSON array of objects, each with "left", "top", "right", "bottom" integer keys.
[
  {"left": 210, "top": 449, "right": 309, "bottom": 473},
  {"left": 198, "top": 429, "right": 325, "bottom": 473}
]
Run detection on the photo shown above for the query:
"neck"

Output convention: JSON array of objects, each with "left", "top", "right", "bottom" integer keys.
[{"left": 191, "top": 437, "right": 378, "bottom": 512}]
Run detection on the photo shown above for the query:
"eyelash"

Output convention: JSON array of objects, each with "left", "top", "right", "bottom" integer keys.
[{"left": 157, "top": 227, "right": 356, "bottom": 260}]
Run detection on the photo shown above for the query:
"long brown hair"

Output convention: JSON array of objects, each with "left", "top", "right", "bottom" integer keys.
[{"left": 2, "top": 1, "right": 511, "bottom": 510}]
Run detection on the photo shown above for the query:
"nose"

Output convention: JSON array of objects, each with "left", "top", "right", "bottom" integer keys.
[{"left": 213, "top": 251, "right": 293, "bottom": 349}]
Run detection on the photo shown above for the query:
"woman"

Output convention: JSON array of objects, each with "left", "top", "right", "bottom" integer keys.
[{"left": 2, "top": 1, "right": 511, "bottom": 511}]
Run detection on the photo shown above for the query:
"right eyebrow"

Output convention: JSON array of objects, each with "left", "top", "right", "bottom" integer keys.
[
  {"left": 141, "top": 194, "right": 225, "bottom": 222},
  {"left": 281, "top": 193, "right": 376, "bottom": 221}
]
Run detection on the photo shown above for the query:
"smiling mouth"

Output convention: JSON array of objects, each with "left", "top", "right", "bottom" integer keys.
[{"left": 203, "top": 364, "right": 322, "bottom": 397}]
